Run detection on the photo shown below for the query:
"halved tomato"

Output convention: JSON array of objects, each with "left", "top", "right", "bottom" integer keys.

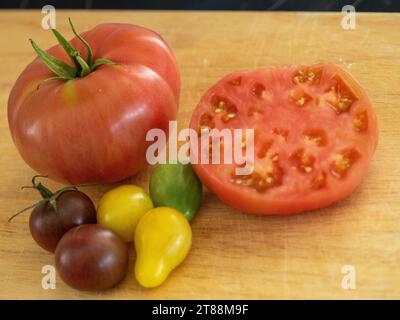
[{"left": 189, "top": 64, "right": 378, "bottom": 214}]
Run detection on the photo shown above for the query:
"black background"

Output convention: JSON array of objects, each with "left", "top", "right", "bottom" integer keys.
[{"left": 2, "top": 0, "right": 400, "bottom": 12}]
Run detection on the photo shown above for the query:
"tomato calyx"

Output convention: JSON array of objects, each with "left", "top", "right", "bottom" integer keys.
[
  {"left": 8, "top": 175, "right": 87, "bottom": 222},
  {"left": 31, "top": 18, "right": 115, "bottom": 84}
]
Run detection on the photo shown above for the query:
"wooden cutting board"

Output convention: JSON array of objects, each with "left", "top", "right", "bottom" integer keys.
[{"left": 0, "top": 10, "right": 399, "bottom": 299}]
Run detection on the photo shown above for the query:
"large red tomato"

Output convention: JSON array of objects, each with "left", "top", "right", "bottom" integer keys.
[
  {"left": 8, "top": 22, "right": 179, "bottom": 184},
  {"left": 190, "top": 64, "right": 378, "bottom": 214}
]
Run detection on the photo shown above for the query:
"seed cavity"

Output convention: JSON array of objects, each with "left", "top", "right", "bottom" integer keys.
[
  {"left": 199, "top": 112, "right": 215, "bottom": 134},
  {"left": 330, "top": 148, "right": 360, "bottom": 178},
  {"left": 221, "top": 112, "right": 236, "bottom": 122},
  {"left": 252, "top": 82, "right": 266, "bottom": 99},
  {"left": 210, "top": 95, "right": 238, "bottom": 123},
  {"left": 231, "top": 159, "right": 283, "bottom": 193},
  {"left": 271, "top": 128, "right": 289, "bottom": 141},
  {"left": 257, "top": 139, "right": 273, "bottom": 158},
  {"left": 292, "top": 67, "right": 322, "bottom": 85},
  {"left": 213, "top": 101, "right": 225, "bottom": 114},
  {"left": 248, "top": 105, "right": 264, "bottom": 117},
  {"left": 326, "top": 76, "right": 358, "bottom": 114},
  {"left": 353, "top": 111, "right": 368, "bottom": 132},
  {"left": 289, "top": 88, "right": 312, "bottom": 107},
  {"left": 303, "top": 128, "right": 328, "bottom": 147},
  {"left": 290, "top": 148, "right": 315, "bottom": 173},
  {"left": 311, "top": 172, "right": 326, "bottom": 189}
]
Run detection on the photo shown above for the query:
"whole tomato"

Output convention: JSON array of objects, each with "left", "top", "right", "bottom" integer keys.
[
  {"left": 9, "top": 176, "right": 96, "bottom": 253},
  {"left": 29, "top": 189, "right": 96, "bottom": 253},
  {"left": 135, "top": 207, "right": 192, "bottom": 288},
  {"left": 8, "top": 20, "right": 180, "bottom": 184},
  {"left": 149, "top": 163, "right": 202, "bottom": 221},
  {"left": 55, "top": 224, "right": 129, "bottom": 291},
  {"left": 97, "top": 184, "right": 153, "bottom": 242}
]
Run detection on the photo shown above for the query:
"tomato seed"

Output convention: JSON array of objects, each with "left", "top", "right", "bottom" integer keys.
[
  {"left": 214, "top": 101, "right": 225, "bottom": 113},
  {"left": 221, "top": 112, "right": 236, "bottom": 123}
]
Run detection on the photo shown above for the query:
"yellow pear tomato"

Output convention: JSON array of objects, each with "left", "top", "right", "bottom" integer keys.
[
  {"left": 135, "top": 207, "right": 192, "bottom": 288},
  {"left": 97, "top": 185, "right": 153, "bottom": 242}
]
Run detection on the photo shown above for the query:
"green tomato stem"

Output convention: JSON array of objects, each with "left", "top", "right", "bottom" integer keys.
[
  {"left": 51, "top": 28, "right": 81, "bottom": 71},
  {"left": 68, "top": 17, "right": 92, "bottom": 67},
  {"left": 29, "top": 175, "right": 54, "bottom": 199},
  {"left": 7, "top": 199, "right": 47, "bottom": 222},
  {"left": 76, "top": 56, "right": 91, "bottom": 77},
  {"left": 30, "top": 18, "right": 115, "bottom": 83},
  {"left": 30, "top": 39, "right": 76, "bottom": 80},
  {"left": 7, "top": 176, "right": 92, "bottom": 222}
]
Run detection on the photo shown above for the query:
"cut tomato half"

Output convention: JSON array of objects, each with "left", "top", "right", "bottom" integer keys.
[{"left": 189, "top": 64, "right": 378, "bottom": 214}]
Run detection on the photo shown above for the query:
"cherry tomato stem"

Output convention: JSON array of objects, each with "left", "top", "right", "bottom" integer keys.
[{"left": 8, "top": 175, "right": 88, "bottom": 222}]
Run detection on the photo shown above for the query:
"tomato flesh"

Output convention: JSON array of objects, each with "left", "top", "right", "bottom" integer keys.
[{"left": 189, "top": 64, "right": 378, "bottom": 214}]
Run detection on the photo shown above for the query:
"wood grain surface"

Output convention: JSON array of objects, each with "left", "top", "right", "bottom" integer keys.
[{"left": 0, "top": 10, "right": 399, "bottom": 300}]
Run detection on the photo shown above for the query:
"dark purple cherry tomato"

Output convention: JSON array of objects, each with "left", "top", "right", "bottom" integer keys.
[
  {"left": 55, "top": 224, "right": 129, "bottom": 291},
  {"left": 10, "top": 176, "right": 96, "bottom": 252},
  {"left": 29, "top": 190, "right": 96, "bottom": 252}
]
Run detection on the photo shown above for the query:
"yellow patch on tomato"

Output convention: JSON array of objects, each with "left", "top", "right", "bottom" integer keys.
[{"left": 61, "top": 80, "right": 76, "bottom": 104}]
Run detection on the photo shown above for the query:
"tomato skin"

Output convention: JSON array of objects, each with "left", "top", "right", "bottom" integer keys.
[
  {"left": 8, "top": 23, "right": 180, "bottom": 184},
  {"left": 97, "top": 185, "right": 154, "bottom": 242},
  {"left": 55, "top": 224, "right": 129, "bottom": 291},
  {"left": 135, "top": 207, "right": 192, "bottom": 288},
  {"left": 29, "top": 190, "right": 96, "bottom": 252},
  {"left": 189, "top": 64, "right": 378, "bottom": 215}
]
